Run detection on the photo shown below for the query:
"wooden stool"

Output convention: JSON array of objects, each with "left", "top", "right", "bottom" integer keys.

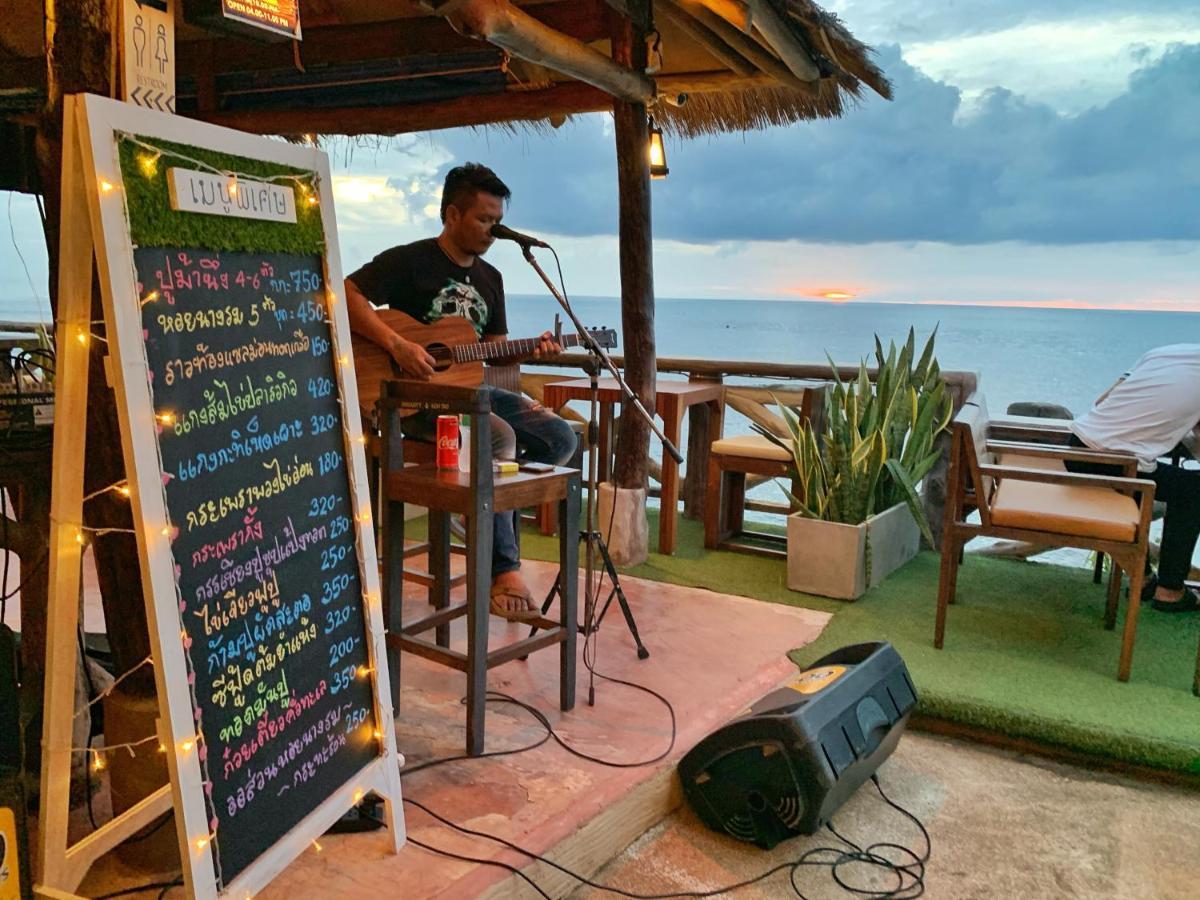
[
  {"left": 379, "top": 381, "right": 580, "bottom": 755},
  {"left": 704, "top": 435, "right": 794, "bottom": 557}
]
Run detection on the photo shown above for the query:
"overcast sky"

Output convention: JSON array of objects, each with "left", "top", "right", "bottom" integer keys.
[{"left": 3, "top": 0, "right": 1198, "bottom": 316}]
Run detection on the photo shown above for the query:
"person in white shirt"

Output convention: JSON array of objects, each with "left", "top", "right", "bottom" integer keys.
[{"left": 1069, "top": 344, "right": 1200, "bottom": 611}]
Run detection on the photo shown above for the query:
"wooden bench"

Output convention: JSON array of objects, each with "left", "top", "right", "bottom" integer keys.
[{"left": 937, "top": 394, "right": 1156, "bottom": 682}]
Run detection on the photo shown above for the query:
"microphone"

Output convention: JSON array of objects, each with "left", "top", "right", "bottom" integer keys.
[{"left": 491, "top": 223, "right": 550, "bottom": 249}]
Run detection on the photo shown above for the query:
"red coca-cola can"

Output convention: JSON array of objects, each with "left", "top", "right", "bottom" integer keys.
[{"left": 436, "top": 415, "right": 460, "bottom": 469}]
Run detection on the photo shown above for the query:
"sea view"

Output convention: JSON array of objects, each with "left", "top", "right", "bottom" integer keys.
[
  {"left": 8, "top": 294, "right": 1193, "bottom": 416},
  {"left": 508, "top": 295, "right": 1196, "bottom": 418}
]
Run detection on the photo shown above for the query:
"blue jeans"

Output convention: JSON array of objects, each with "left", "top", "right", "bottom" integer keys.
[{"left": 406, "top": 386, "right": 576, "bottom": 576}]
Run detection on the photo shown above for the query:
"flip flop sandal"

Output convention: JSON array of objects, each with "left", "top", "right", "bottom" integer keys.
[
  {"left": 1151, "top": 587, "right": 1200, "bottom": 613},
  {"left": 489, "top": 585, "right": 539, "bottom": 622}
]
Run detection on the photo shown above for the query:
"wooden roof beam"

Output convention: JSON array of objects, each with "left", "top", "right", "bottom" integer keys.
[
  {"left": 656, "top": 2, "right": 756, "bottom": 78},
  {"left": 172, "top": 1, "right": 610, "bottom": 77},
  {"left": 741, "top": 0, "right": 820, "bottom": 82},
  {"left": 191, "top": 81, "right": 613, "bottom": 135},
  {"left": 430, "top": 0, "right": 655, "bottom": 102},
  {"left": 663, "top": 0, "right": 812, "bottom": 92}
]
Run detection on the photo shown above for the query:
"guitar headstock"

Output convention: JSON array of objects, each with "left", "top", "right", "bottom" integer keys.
[{"left": 585, "top": 326, "right": 619, "bottom": 350}]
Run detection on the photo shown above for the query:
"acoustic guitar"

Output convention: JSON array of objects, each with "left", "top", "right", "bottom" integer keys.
[{"left": 352, "top": 308, "right": 617, "bottom": 416}]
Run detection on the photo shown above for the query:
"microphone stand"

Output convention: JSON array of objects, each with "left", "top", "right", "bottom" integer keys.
[{"left": 518, "top": 242, "right": 684, "bottom": 704}]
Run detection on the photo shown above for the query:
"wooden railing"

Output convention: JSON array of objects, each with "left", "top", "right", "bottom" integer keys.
[{"left": 520, "top": 353, "right": 979, "bottom": 547}]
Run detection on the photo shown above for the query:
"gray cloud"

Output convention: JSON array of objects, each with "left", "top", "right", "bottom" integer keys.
[
  {"left": 835, "top": 0, "right": 1200, "bottom": 43},
  {"left": 437, "top": 43, "right": 1200, "bottom": 245}
]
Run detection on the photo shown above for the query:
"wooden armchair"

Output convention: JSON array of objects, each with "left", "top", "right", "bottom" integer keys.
[{"left": 937, "top": 394, "right": 1156, "bottom": 681}]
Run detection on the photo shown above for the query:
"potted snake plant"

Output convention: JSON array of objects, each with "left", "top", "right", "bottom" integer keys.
[{"left": 757, "top": 328, "right": 953, "bottom": 600}]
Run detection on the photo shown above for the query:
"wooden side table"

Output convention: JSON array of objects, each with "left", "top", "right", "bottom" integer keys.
[{"left": 543, "top": 377, "right": 724, "bottom": 555}]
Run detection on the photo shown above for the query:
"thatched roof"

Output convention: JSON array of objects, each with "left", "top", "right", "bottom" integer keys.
[{"left": 0, "top": 0, "right": 890, "bottom": 140}]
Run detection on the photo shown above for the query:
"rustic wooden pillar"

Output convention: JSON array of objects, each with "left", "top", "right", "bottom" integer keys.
[
  {"left": 37, "top": 0, "right": 154, "bottom": 697},
  {"left": 609, "top": 5, "right": 656, "bottom": 491}
]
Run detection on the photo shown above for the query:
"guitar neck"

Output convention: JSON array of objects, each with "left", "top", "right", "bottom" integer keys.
[{"left": 451, "top": 333, "right": 582, "bottom": 363}]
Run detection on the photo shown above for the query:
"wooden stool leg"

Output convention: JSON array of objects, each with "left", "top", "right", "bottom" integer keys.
[
  {"left": 465, "top": 507, "right": 493, "bottom": 756},
  {"left": 559, "top": 478, "right": 580, "bottom": 711},
  {"left": 429, "top": 510, "right": 452, "bottom": 648},
  {"left": 382, "top": 498, "right": 405, "bottom": 711},
  {"left": 1093, "top": 552, "right": 1105, "bottom": 584}
]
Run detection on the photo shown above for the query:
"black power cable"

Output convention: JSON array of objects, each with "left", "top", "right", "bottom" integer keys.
[{"left": 394, "top": 693, "right": 929, "bottom": 899}]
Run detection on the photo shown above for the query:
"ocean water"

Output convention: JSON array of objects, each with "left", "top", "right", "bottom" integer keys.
[
  {"left": 8, "top": 295, "right": 1190, "bottom": 411},
  {"left": 507, "top": 296, "right": 1197, "bottom": 418}
]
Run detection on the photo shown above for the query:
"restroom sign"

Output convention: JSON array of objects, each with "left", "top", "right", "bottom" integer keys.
[{"left": 122, "top": 0, "right": 176, "bottom": 113}]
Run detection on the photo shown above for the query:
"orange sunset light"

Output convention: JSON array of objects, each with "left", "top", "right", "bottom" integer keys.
[{"left": 819, "top": 290, "right": 855, "bottom": 301}]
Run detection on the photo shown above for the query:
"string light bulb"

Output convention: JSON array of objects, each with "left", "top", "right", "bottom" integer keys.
[
  {"left": 76, "top": 330, "right": 88, "bottom": 346},
  {"left": 353, "top": 788, "right": 365, "bottom": 804},
  {"left": 117, "top": 485, "right": 131, "bottom": 498},
  {"left": 99, "top": 179, "right": 115, "bottom": 194},
  {"left": 195, "top": 835, "right": 211, "bottom": 852},
  {"left": 228, "top": 177, "right": 239, "bottom": 197},
  {"left": 356, "top": 665, "right": 373, "bottom": 679},
  {"left": 75, "top": 529, "right": 85, "bottom": 545},
  {"left": 141, "top": 289, "right": 160, "bottom": 306},
  {"left": 156, "top": 412, "right": 176, "bottom": 426},
  {"left": 179, "top": 738, "right": 196, "bottom": 753},
  {"left": 137, "top": 152, "right": 161, "bottom": 178},
  {"left": 91, "top": 750, "right": 105, "bottom": 772},
  {"left": 312, "top": 839, "right": 323, "bottom": 853}
]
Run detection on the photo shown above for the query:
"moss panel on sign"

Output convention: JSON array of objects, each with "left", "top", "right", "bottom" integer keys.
[{"left": 117, "top": 133, "right": 325, "bottom": 255}]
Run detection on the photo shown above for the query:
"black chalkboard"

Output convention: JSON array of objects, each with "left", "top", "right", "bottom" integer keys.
[{"left": 135, "top": 247, "right": 379, "bottom": 886}]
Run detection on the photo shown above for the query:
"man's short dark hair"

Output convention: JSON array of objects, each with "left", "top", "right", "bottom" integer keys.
[{"left": 440, "top": 163, "right": 511, "bottom": 222}]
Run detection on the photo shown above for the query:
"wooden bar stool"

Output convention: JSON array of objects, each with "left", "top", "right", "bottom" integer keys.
[
  {"left": 704, "top": 435, "right": 795, "bottom": 557},
  {"left": 378, "top": 381, "right": 580, "bottom": 756}
]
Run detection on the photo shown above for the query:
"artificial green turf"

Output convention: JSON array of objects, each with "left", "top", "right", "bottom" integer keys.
[{"left": 508, "top": 510, "right": 1200, "bottom": 774}]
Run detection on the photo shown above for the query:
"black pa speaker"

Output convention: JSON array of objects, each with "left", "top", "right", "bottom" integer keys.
[{"left": 678, "top": 642, "right": 916, "bottom": 849}]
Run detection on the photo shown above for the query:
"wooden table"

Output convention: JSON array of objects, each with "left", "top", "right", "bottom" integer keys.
[{"left": 543, "top": 377, "right": 724, "bottom": 555}]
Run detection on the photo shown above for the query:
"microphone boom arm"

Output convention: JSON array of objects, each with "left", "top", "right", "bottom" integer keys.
[{"left": 520, "top": 244, "right": 684, "bottom": 465}]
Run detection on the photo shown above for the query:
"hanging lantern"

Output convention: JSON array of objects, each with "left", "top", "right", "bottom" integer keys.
[{"left": 648, "top": 119, "right": 669, "bottom": 180}]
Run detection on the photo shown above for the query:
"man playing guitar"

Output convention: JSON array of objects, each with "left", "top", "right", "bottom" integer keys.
[{"left": 345, "top": 163, "right": 576, "bottom": 621}]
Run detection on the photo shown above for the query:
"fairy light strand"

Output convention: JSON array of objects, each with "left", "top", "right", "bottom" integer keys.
[
  {"left": 115, "top": 132, "right": 320, "bottom": 196},
  {"left": 73, "top": 654, "right": 154, "bottom": 719}
]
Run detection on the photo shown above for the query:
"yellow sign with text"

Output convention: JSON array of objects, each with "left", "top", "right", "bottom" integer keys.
[
  {"left": 788, "top": 664, "right": 848, "bottom": 695},
  {"left": 0, "top": 807, "right": 22, "bottom": 900}
]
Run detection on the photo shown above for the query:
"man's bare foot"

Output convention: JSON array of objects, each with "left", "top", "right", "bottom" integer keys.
[
  {"left": 1155, "top": 586, "right": 1185, "bottom": 603},
  {"left": 490, "top": 570, "right": 537, "bottom": 620}
]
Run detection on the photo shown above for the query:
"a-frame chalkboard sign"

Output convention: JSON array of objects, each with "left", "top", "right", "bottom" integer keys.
[{"left": 38, "top": 93, "right": 404, "bottom": 899}]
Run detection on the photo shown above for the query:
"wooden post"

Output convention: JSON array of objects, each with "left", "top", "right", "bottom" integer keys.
[{"left": 610, "top": 4, "right": 655, "bottom": 492}]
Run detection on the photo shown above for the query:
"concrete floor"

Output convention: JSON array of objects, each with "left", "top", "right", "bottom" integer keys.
[{"left": 572, "top": 730, "right": 1200, "bottom": 900}]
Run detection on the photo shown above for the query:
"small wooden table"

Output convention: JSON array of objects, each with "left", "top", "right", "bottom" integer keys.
[{"left": 543, "top": 377, "right": 724, "bottom": 555}]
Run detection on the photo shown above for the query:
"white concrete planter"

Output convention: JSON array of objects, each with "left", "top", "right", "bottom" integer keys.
[{"left": 786, "top": 502, "right": 921, "bottom": 601}]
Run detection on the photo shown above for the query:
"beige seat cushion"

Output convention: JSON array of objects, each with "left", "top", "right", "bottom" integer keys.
[
  {"left": 998, "top": 452, "right": 1066, "bottom": 472},
  {"left": 991, "top": 478, "right": 1139, "bottom": 542},
  {"left": 711, "top": 434, "right": 792, "bottom": 462}
]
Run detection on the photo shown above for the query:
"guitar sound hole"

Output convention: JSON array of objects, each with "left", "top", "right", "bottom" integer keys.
[{"left": 427, "top": 343, "right": 454, "bottom": 372}]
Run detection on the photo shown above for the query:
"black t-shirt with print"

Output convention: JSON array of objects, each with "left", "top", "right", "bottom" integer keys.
[{"left": 347, "top": 238, "right": 507, "bottom": 338}]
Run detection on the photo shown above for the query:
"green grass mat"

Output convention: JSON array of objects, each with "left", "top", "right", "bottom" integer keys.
[
  {"left": 412, "top": 509, "right": 1200, "bottom": 773},
  {"left": 790, "top": 552, "right": 1200, "bottom": 774}
]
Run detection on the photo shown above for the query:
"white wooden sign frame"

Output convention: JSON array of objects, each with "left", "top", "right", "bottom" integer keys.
[{"left": 37, "top": 93, "right": 404, "bottom": 899}]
